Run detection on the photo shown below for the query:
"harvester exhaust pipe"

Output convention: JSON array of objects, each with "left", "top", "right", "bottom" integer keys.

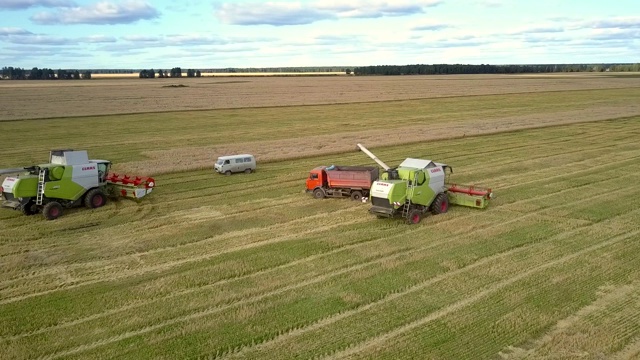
[{"left": 356, "top": 143, "right": 390, "bottom": 171}]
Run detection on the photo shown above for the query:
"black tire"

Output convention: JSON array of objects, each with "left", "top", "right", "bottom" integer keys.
[
  {"left": 430, "top": 193, "right": 449, "bottom": 215},
  {"left": 225, "top": 171, "right": 232, "bottom": 176},
  {"left": 350, "top": 191, "right": 363, "bottom": 201},
  {"left": 244, "top": 168, "right": 252, "bottom": 174},
  {"left": 21, "top": 200, "right": 38, "bottom": 216},
  {"left": 407, "top": 209, "right": 422, "bottom": 224},
  {"left": 85, "top": 188, "right": 107, "bottom": 209},
  {"left": 43, "top": 202, "right": 63, "bottom": 220},
  {"left": 313, "top": 188, "right": 325, "bottom": 199}
]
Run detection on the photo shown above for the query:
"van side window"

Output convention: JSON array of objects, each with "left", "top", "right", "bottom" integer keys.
[
  {"left": 224, "top": 160, "right": 230, "bottom": 165},
  {"left": 235, "top": 159, "right": 243, "bottom": 163},
  {"left": 244, "top": 157, "right": 251, "bottom": 162}
]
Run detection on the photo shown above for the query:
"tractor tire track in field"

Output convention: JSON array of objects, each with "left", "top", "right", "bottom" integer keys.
[
  {"left": 323, "top": 229, "right": 640, "bottom": 360},
  {"left": 33, "top": 205, "right": 640, "bottom": 359}
]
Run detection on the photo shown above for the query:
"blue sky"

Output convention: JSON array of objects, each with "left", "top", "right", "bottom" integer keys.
[{"left": 1, "top": 0, "right": 639, "bottom": 69}]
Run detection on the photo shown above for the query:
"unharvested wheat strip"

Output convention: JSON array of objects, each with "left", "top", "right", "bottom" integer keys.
[
  {"left": 221, "top": 215, "right": 640, "bottom": 358},
  {"left": 324, "top": 229, "right": 640, "bottom": 360},
  {"left": 2, "top": 169, "right": 637, "bottom": 305}
]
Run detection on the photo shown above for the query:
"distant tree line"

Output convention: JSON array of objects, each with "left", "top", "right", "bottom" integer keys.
[
  {"left": 353, "top": 63, "right": 640, "bottom": 75},
  {"left": 1, "top": 66, "right": 91, "bottom": 80}
]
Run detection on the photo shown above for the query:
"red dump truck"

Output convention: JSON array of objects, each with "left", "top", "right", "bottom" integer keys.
[{"left": 306, "top": 165, "right": 379, "bottom": 201}]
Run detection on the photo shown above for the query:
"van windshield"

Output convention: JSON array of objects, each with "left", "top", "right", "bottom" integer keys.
[{"left": 216, "top": 159, "right": 224, "bottom": 165}]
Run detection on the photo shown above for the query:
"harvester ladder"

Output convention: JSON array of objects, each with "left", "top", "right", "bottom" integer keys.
[
  {"left": 402, "top": 172, "right": 419, "bottom": 218},
  {"left": 36, "top": 168, "right": 46, "bottom": 205}
]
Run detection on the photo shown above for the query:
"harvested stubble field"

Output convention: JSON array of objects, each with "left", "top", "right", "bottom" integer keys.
[
  {"left": 1, "top": 73, "right": 639, "bottom": 121},
  {"left": 1, "top": 74, "right": 640, "bottom": 359}
]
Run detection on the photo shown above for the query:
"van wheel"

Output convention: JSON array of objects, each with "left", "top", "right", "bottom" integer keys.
[
  {"left": 225, "top": 171, "right": 232, "bottom": 176},
  {"left": 244, "top": 168, "right": 252, "bottom": 174}
]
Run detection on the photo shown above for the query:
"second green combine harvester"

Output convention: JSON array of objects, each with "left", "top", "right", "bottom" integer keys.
[{"left": 357, "top": 143, "right": 493, "bottom": 224}]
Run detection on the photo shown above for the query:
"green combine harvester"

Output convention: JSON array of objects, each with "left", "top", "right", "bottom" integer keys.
[
  {"left": 1, "top": 150, "right": 155, "bottom": 220},
  {"left": 357, "top": 144, "right": 493, "bottom": 224}
]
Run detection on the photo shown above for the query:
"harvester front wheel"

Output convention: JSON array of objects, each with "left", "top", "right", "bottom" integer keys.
[
  {"left": 430, "top": 193, "right": 449, "bottom": 215},
  {"left": 350, "top": 191, "right": 363, "bottom": 201},
  {"left": 85, "top": 188, "right": 107, "bottom": 208},
  {"left": 313, "top": 188, "right": 325, "bottom": 199},
  {"left": 407, "top": 209, "right": 422, "bottom": 225},
  {"left": 21, "top": 200, "right": 38, "bottom": 216},
  {"left": 43, "top": 202, "right": 63, "bottom": 220}
]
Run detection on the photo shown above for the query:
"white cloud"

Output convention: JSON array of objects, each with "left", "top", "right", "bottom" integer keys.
[
  {"left": 0, "top": 27, "right": 34, "bottom": 36},
  {"left": 31, "top": 0, "right": 159, "bottom": 25},
  {"left": 215, "top": 0, "right": 442, "bottom": 26}
]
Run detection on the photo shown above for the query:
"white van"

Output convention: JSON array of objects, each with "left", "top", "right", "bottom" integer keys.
[{"left": 214, "top": 154, "right": 256, "bottom": 175}]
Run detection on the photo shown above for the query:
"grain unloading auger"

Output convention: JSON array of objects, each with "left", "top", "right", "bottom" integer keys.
[
  {"left": 1, "top": 150, "right": 155, "bottom": 220},
  {"left": 356, "top": 143, "right": 493, "bottom": 224}
]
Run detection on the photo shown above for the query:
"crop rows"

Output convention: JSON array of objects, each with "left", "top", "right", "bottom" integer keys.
[{"left": 0, "top": 116, "right": 639, "bottom": 359}]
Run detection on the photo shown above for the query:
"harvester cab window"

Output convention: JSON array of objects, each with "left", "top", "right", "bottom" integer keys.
[{"left": 97, "top": 163, "right": 108, "bottom": 182}]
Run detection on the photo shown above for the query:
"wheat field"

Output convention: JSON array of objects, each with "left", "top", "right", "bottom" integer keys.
[{"left": 1, "top": 75, "right": 640, "bottom": 359}]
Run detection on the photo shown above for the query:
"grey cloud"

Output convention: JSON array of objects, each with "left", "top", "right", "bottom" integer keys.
[
  {"left": 4, "top": 34, "right": 76, "bottom": 45},
  {"left": 590, "top": 29, "right": 640, "bottom": 41},
  {"left": 31, "top": 0, "right": 159, "bottom": 25},
  {"left": 0, "top": 27, "right": 34, "bottom": 36},
  {"left": 0, "top": 0, "right": 75, "bottom": 10},
  {"left": 215, "top": 0, "right": 442, "bottom": 26},
  {"left": 412, "top": 22, "right": 452, "bottom": 31},
  {"left": 584, "top": 17, "right": 640, "bottom": 29},
  {"left": 509, "top": 25, "right": 565, "bottom": 35},
  {"left": 80, "top": 35, "right": 117, "bottom": 43}
]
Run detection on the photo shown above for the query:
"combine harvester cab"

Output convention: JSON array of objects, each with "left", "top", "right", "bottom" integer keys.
[
  {"left": 1, "top": 150, "right": 155, "bottom": 220},
  {"left": 357, "top": 143, "right": 493, "bottom": 224}
]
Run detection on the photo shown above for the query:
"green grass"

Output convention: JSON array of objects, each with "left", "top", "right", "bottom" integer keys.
[{"left": 0, "top": 101, "right": 640, "bottom": 359}]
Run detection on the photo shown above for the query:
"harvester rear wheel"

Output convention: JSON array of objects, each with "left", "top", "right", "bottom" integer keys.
[
  {"left": 430, "top": 193, "right": 449, "bottom": 215},
  {"left": 85, "top": 188, "right": 107, "bottom": 209},
  {"left": 313, "top": 188, "right": 325, "bottom": 199},
  {"left": 21, "top": 200, "right": 38, "bottom": 216},
  {"left": 407, "top": 209, "right": 422, "bottom": 224},
  {"left": 350, "top": 191, "right": 363, "bottom": 201},
  {"left": 43, "top": 202, "right": 63, "bottom": 220}
]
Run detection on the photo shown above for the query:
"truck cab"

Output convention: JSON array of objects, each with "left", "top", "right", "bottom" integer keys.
[{"left": 305, "top": 167, "right": 325, "bottom": 191}]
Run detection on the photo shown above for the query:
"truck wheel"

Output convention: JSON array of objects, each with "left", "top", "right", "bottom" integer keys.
[
  {"left": 43, "top": 202, "right": 63, "bottom": 220},
  {"left": 21, "top": 200, "right": 38, "bottom": 216},
  {"left": 430, "top": 193, "right": 449, "bottom": 215},
  {"left": 225, "top": 171, "right": 232, "bottom": 176},
  {"left": 85, "top": 188, "right": 107, "bottom": 208},
  {"left": 407, "top": 209, "right": 422, "bottom": 224},
  {"left": 350, "top": 191, "right": 363, "bottom": 201},
  {"left": 313, "top": 188, "right": 325, "bottom": 199}
]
